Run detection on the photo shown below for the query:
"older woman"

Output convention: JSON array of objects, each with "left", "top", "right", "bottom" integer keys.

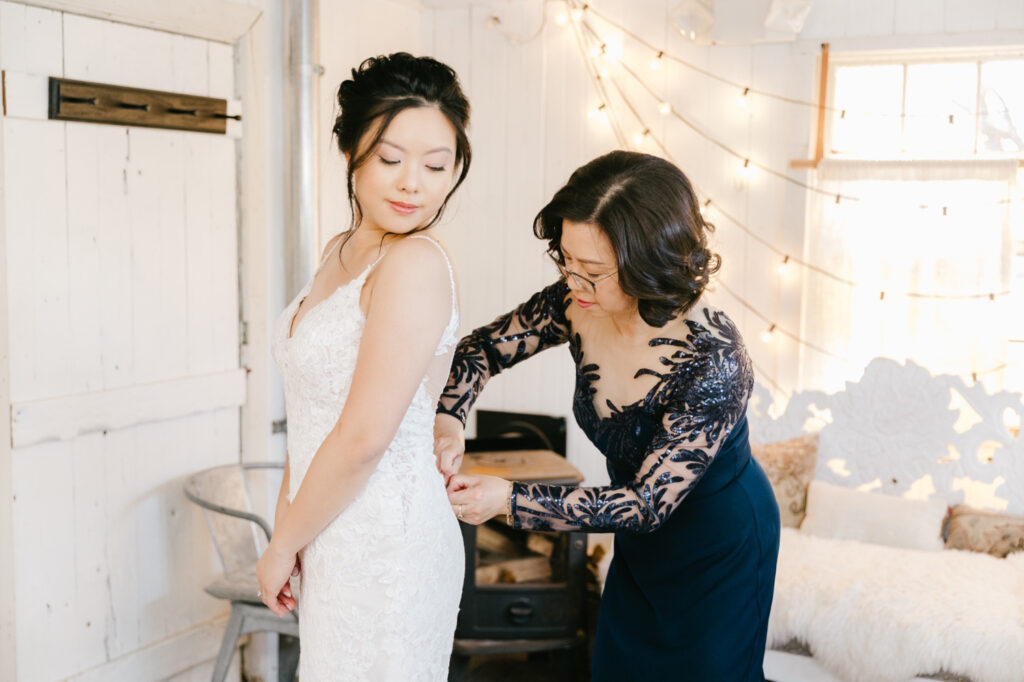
[{"left": 434, "top": 151, "right": 780, "bottom": 681}]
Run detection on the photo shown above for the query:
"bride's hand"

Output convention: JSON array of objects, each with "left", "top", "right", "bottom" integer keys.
[
  {"left": 446, "top": 474, "right": 512, "bottom": 525},
  {"left": 434, "top": 413, "right": 466, "bottom": 485},
  {"left": 256, "top": 541, "right": 298, "bottom": 617}
]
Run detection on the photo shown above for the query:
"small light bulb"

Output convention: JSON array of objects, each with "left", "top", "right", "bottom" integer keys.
[
  {"left": 658, "top": 101, "right": 672, "bottom": 116},
  {"left": 589, "top": 45, "right": 602, "bottom": 58},
  {"left": 599, "top": 66, "right": 610, "bottom": 78},
  {"left": 556, "top": 12, "right": 568, "bottom": 25},
  {"left": 650, "top": 51, "right": 664, "bottom": 70},
  {"left": 571, "top": 8, "right": 584, "bottom": 21},
  {"left": 700, "top": 198, "right": 711, "bottom": 215},
  {"left": 739, "top": 158, "right": 754, "bottom": 178},
  {"left": 737, "top": 87, "right": 750, "bottom": 107},
  {"left": 588, "top": 104, "right": 607, "bottom": 121},
  {"left": 777, "top": 255, "right": 790, "bottom": 275},
  {"left": 633, "top": 130, "right": 648, "bottom": 146},
  {"left": 761, "top": 325, "right": 776, "bottom": 343}
]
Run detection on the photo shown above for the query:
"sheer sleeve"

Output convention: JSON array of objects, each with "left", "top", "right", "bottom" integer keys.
[
  {"left": 437, "top": 281, "right": 571, "bottom": 425},
  {"left": 511, "top": 327, "right": 753, "bottom": 533}
]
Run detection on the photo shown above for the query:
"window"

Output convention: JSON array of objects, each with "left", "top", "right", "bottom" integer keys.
[
  {"left": 800, "top": 51, "right": 1023, "bottom": 396},
  {"left": 828, "top": 53, "right": 1024, "bottom": 158}
]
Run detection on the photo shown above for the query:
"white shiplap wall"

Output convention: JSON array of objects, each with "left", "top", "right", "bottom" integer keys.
[
  {"left": 0, "top": 3, "right": 250, "bottom": 680},
  {"left": 319, "top": 0, "right": 1024, "bottom": 484}
]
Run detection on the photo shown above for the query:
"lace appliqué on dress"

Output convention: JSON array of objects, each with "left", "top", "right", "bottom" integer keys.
[{"left": 437, "top": 284, "right": 753, "bottom": 535}]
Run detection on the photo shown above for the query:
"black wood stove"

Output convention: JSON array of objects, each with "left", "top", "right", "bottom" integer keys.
[{"left": 448, "top": 411, "right": 589, "bottom": 681}]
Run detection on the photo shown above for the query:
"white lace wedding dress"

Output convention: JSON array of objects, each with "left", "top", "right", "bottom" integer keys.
[{"left": 271, "top": 235, "right": 465, "bottom": 681}]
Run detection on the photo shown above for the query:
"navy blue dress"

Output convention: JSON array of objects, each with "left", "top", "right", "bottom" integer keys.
[{"left": 438, "top": 281, "right": 780, "bottom": 682}]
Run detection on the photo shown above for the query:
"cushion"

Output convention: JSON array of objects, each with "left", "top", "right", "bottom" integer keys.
[
  {"left": 945, "top": 504, "right": 1024, "bottom": 558},
  {"left": 750, "top": 434, "right": 818, "bottom": 528},
  {"left": 800, "top": 479, "right": 948, "bottom": 551}
]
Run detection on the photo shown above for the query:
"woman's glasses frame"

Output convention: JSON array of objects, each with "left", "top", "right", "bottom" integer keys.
[{"left": 547, "top": 251, "right": 617, "bottom": 294}]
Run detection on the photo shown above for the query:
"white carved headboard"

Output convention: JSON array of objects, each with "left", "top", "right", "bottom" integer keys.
[{"left": 747, "top": 358, "right": 1024, "bottom": 516}]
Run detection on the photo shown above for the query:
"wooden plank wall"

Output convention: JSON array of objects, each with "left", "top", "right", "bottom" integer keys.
[{"left": 0, "top": 2, "right": 245, "bottom": 679}]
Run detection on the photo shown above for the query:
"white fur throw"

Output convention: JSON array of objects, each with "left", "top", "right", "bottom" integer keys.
[{"left": 769, "top": 528, "right": 1024, "bottom": 682}]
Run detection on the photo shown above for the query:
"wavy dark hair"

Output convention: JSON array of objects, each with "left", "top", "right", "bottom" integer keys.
[
  {"left": 333, "top": 52, "right": 471, "bottom": 238},
  {"left": 534, "top": 151, "right": 720, "bottom": 327}
]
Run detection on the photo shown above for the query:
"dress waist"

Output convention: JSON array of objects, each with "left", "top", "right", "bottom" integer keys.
[{"left": 688, "top": 416, "right": 752, "bottom": 500}]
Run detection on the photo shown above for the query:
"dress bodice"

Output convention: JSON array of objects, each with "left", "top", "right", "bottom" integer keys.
[{"left": 272, "top": 236, "right": 459, "bottom": 501}]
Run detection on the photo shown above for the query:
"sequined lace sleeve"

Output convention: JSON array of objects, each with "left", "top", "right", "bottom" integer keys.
[
  {"left": 511, "top": 324, "right": 754, "bottom": 533},
  {"left": 437, "top": 281, "right": 571, "bottom": 425}
]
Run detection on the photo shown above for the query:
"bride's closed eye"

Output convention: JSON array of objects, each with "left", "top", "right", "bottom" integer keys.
[{"left": 377, "top": 154, "right": 400, "bottom": 165}]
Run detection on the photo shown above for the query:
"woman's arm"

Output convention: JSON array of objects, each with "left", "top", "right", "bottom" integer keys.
[
  {"left": 258, "top": 237, "right": 453, "bottom": 613},
  {"left": 437, "top": 280, "right": 572, "bottom": 426},
  {"left": 448, "top": 336, "right": 753, "bottom": 533}
]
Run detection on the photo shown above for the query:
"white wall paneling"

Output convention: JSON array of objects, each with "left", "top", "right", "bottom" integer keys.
[
  {"left": 19, "top": 0, "right": 259, "bottom": 44},
  {"left": 1, "top": 0, "right": 273, "bottom": 679},
  {"left": 0, "top": 57, "right": 16, "bottom": 682},
  {"left": 11, "top": 369, "right": 247, "bottom": 447}
]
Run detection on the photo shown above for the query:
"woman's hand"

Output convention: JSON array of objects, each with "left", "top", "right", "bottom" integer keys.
[
  {"left": 447, "top": 474, "right": 512, "bottom": 525},
  {"left": 434, "top": 413, "right": 466, "bottom": 485},
  {"left": 256, "top": 541, "right": 299, "bottom": 617}
]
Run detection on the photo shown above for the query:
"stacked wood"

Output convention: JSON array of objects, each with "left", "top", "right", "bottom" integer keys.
[
  {"left": 526, "top": 533, "right": 555, "bottom": 558},
  {"left": 476, "top": 525, "right": 520, "bottom": 557},
  {"left": 475, "top": 556, "right": 552, "bottom": 585},
  {"left": 474, "top": 521, "right": 555, "bottom": 585}
]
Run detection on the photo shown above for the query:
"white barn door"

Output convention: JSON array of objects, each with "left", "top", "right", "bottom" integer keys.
[{"left": 1, "top": 3, "right": 246, "bottom": 680}]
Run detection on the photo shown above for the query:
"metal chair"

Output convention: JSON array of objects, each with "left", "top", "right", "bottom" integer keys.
[{"left": 184, "top": 462, "right": 299, "bottom": 682}]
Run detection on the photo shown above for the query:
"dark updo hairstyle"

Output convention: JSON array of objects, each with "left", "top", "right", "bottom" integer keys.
[
  {"left": 333, "top": 52, "right": 471, "bottom": 234},
  {"left": 534, "top": 151, "right": 720, "bottom": 327}
]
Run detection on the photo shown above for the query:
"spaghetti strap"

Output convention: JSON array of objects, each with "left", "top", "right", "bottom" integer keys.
[{"left": 406, "top": 235, "right": 459, "bottom": 355}]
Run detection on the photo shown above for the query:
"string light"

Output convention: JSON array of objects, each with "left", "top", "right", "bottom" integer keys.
[
  {"left": 589, "top": 43, "right": 605, "bottom": 58},
  {"left": 651, "top": 51, "right": 664, "bottom": 70},
  {"left": 579, "top": 42, "right": 1013, "bottom": 302},
  {"left": 632, "top": 128, "right": 650, "bottom": 146},
  {"left": 582, "top": 1, "right": 989, "bottom": 122},
  {"left": 588, "top": 103, "right": 608, "bottom": 120},
  {"left": 571, "top": 4, "right": 585, "bottom": 21},
  {"left": 579, "top": 20, "right": 1016, "bottom": 212},
  {"left": 658, "top": 101, "right": 672, "bottom": 115},
  {"left": 777, "top": 255, "right": 790, "bottom": 275},
  {"left": 739, "top": 158, "right": 754, "bottom": 178},
  {"left": 737, "top": 87, "right": 750, "bottom": 108},
  {"left": 556, "top": 11, "right": 569, "bottom": 26},
  {"left": 573, "top": 8, "right": 1017, "bottom": 391}
]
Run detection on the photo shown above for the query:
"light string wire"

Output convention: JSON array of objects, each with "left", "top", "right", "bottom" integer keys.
[
  {"left": 580, "top": 0, "right": 1008, "bottom": 122},
  {"left": 562, "top": 2, "right": 1015, "bottom": 385},
  {"left": 576, "top": 11, "right": 1020, "bottom": 212},
  {"left": 585, "top": 24, "right": 1013, "bottom": 301}
]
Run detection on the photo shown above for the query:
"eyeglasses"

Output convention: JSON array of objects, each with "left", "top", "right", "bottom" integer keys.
[{"left": 547, "top": 252, "right": 617, "bottom": 294}]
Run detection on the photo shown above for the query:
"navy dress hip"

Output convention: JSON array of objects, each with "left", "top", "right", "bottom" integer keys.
[{"left": 594, "top": 418, "right": 780, "bottom": 682}]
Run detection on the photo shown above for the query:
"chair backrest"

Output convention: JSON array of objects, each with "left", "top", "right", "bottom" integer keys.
[{"left": 184, "top": 463, "right": 281, "bottom": 575}]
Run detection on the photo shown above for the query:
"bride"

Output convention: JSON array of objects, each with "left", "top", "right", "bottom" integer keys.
[{"left": 256, "top": 52, "right": 472, "bottom": 681}]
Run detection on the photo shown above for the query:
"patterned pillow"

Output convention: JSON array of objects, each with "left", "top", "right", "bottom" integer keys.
[
  {"left": 945, "top": 504, "right": 1024, "bottom": 558},
  {"left": 750, "top": 434, "right": 819, "bottom": 528}
]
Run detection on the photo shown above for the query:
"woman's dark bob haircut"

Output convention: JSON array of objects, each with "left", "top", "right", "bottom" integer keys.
[
  {"left": 534, "top": 150, "right": 720, "bottom": 327},
  {"left": 333, "top": 52, "right": 471, "bottom": 234}
]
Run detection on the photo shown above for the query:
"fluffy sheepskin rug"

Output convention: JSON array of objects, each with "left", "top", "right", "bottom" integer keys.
[{"left": 768, "top": 528, "right": 1024, "bottom": 682}]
